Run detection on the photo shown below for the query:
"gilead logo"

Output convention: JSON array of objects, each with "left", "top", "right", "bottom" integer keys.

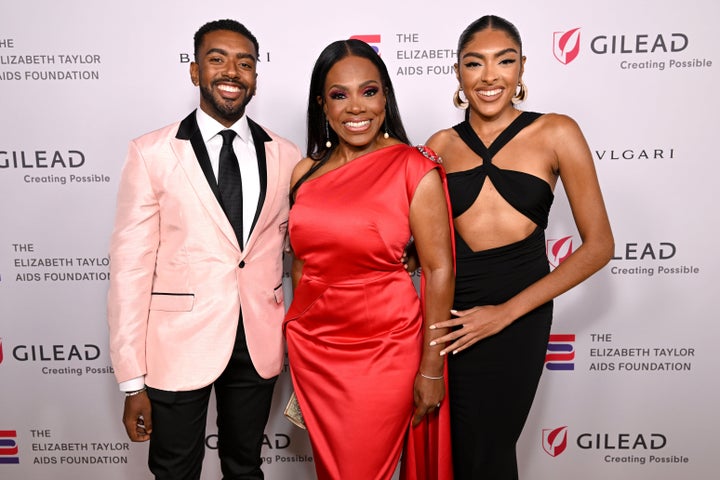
[
  {"left": 577, "top": 433, "right": 667, "bottom": 450},
  {"left": 543, "top": 426, "right": 568, "bottom": 457},
  {"left": 553, "top": 28, "right": 581, "bottom": 64},
  {"left": 547, "top": 235, "right": 573, "bottom": 269}
]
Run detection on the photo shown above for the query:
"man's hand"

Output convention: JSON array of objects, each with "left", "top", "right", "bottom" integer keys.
[
  {"left": 402, "top": 241, "right": 420, "bottom": 275},
  {"left": 122, "top": 391, "right": 152, "bottom": 442}
]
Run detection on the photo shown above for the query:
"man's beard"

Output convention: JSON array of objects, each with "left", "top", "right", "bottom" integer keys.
[{"left": 200, "top": 81, "right": 253, "bottom": 122}]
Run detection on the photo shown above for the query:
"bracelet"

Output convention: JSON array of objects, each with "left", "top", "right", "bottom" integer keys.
[
  {"left": 418, "top": 372, "right": 444, "bottom": 380},
  {"left": 125, "top": 387, "right": 147, "bottom": 397}
]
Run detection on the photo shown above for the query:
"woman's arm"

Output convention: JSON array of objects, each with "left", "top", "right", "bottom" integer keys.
[{"left": 408, "top": 168, "right": 455, "bottom": 426}]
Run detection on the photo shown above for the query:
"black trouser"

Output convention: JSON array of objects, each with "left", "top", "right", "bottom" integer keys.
[{"left": 146, "top": 321, "right": 277, "bottom": 480}]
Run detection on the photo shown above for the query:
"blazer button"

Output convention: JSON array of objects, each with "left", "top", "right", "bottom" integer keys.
[{"left": 238, "top": 260, "right": 246, "bottom": 268}]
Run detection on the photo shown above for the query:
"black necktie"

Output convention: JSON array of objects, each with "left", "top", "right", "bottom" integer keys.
[{"left": 218, "top": 130, "right": 243, "bottom": 246}]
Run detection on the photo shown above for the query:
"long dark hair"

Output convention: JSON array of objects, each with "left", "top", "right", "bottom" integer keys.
[
  {"left": 290, "top": 39, "right": 410, "bottom": 204},
  {"left": 306, "top": 39, "right": 409, "bottom": 160}
]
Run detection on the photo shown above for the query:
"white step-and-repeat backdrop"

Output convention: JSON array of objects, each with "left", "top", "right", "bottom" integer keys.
[{"left": 1, "top": 1, "right": 717, "bottom": 478}]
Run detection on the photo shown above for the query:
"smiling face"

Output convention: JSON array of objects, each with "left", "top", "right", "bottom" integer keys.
[
  {"left": 190, "top": 29, "right": 257, "bottom": 127},
  {"left": 321, "top": 55, "right": 387, "bottom": 152},
  {"left": 456, "top": 28, "right": 525, "bottom": 121}
]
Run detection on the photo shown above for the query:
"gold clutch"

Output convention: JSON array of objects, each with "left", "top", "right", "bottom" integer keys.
[{"left": 283, "top": 392, "right": 306, "bottom": 429}]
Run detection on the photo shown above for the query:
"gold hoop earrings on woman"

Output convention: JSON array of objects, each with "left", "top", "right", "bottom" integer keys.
[
  {"left": 453, "top": 86, "right": 469, "bottom": 110},
  {"left": 512, "top": 80, "right": 528, "bottom": 104}
]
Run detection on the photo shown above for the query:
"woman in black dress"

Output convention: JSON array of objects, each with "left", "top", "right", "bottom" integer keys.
[{"left": 426, "top": 15, "right": 614, "bottom": 479}]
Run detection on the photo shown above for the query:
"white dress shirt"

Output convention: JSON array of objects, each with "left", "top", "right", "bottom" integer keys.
[{"left": 196, "top": 108, "right": 260, "bottom": 249}]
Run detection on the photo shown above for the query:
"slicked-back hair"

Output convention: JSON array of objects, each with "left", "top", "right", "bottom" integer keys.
[{"left": 457, "top": 15, "right": 523, "bottom": 63}]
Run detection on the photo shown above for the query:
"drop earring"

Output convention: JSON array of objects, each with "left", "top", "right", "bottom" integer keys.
[
  {"left": 325, "top": 119, "right": 332, "bottom": 149},
  {"left": 383, "top": 118, "right": 389, "bottom": 139}
]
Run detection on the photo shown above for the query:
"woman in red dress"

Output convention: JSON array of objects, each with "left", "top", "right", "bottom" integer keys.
[{"left": 284, "top": 39, "right": 454, "bottom": 480}]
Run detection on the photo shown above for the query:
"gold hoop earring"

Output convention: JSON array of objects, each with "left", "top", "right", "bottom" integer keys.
[
  {"left": 453, "top": 86, "right": 469, "bottom": 110},
  {"left": 512, "top": 80, "right": 528, "bottom": 104}
]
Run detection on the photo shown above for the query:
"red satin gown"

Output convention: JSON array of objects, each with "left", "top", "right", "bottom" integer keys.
[{"left": 284, "top": 144, "right": 452, "bottom": 480}]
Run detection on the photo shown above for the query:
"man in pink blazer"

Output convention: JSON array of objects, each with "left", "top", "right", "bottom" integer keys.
[{"left": 107, "top": 19, "right": 301, "bottom": 479}]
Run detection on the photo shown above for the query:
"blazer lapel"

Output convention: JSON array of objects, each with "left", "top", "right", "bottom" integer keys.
[
  {"left": 174, "top": 111, "right": 240, "bottom": 250},
  {"left": 247, "top": 118, "right": 271, "bottom": 240},
  {"left": 177, "top": 112, "right": 221, "bottom": 199}
]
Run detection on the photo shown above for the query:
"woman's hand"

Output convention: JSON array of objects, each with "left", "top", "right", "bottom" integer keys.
[
  {"left": 429, "top": 305, "right": 512, "bottom": 356},
  {"left": 411, "top": 373, "right": 445, "bottom": 427}
]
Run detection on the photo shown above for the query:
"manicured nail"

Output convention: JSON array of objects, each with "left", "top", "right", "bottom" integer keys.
[{"left": 429, "top": 340, "right": 437, "bottom": 346}]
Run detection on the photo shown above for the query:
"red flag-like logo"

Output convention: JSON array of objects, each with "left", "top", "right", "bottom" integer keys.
[
  {"left": 553, "top": 28, "right": 581, "bottom": 64},
  {"left": 350, "top": 35, "right": 381, "bottom": 55},
  {"left": 542, "top": 426, "right": 568, "bottom": 457},
  {"left": 547, "top": 236, "right": 573, "bottom": 269},
  {"left": 0, "top": 430, "right": 20, "bottom": 464}
]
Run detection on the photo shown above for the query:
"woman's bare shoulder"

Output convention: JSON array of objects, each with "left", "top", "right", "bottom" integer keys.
[
  {"left": 426, "top": 127, "right": 459, "bottom": 149},
  {"left": 536, "top": 112, "right": 583, "bottom": 136},
  {"left": 291, "top": 157, "right": 317, "bottom": 185}
]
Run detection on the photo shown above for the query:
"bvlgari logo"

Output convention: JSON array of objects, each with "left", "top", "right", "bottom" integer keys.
[
  {"left": 595, "top": 147, "right": 675, "bottom": 161},
  {"left": 553, "top": 28, "right": 581, "bottom": 64}
]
